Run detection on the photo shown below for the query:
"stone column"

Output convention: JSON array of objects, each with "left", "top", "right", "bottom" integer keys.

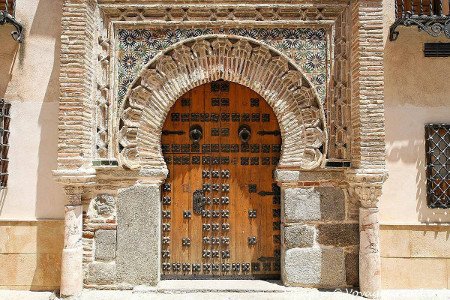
[
  {"left": 359, "top": 207, "right": 381, "bottom": 298},
  {"left": 60, "top": 187, "right": 84, "bottom": 298},
  {"left": 348, "top": 177, "right": 385, "bottom": 299}
]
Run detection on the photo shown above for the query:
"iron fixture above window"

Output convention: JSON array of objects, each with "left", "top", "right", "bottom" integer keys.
[
  {"left": 0, "top": 0, "right": 23, "bottom": 42},
  {"left": 390, "top": 0, "right": 450, "bottom": 41},
  {"left": 425, "top": 124, "right": 450, "bottom": 209}
]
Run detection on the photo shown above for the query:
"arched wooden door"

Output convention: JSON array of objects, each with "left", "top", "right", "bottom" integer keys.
[{"left": 161, "top": 81, "right": 281, "bottom": 279}]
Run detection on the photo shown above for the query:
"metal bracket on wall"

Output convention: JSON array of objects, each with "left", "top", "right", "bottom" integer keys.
[
  {"left": 390, "top": 0, "right": 450, "bottom": 41},
  {"left": 390, "top": 15, "right": 450, "bottom": 41},
  {"left": 0, "top": 0, "right": 23, "bottom": 42}
]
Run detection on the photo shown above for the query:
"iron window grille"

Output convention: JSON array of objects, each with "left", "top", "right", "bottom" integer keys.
[
  {"left": 0, "top": 0, "right": 23, "bottom": 42},
  {"left": 0, "top": 100, "right": 10, "bottom": 189},
  {"left": 390, "top": 0, "right": 450, "bottom": 41},
  {"left": 425, "top": 124, "right": 450, "bottom": 209}
]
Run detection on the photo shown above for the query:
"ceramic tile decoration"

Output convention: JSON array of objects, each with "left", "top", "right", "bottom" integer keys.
[{"left": 116, "top": 28, "right": 328, "bottom": 104}]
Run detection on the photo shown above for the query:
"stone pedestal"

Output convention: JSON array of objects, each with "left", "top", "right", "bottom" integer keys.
[
  {"left": 61, "top": 204, "right": 83, "bottom": 297},
  {"left": 359, "top": 207, "right": 381, "bottom": 299}
]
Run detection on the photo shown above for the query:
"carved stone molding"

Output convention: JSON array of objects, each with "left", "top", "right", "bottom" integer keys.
[
  {"left": 118, "top": 35, "right": 326, "bottom": 171},
  {"left": 346, "top": 171, "right": 388, "bottom": 208},
  {"left": 99, "top": 3, "right": 347, "bottom": 25}
]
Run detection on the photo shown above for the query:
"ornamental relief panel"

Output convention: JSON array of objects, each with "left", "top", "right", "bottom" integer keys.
[
  {"left": 118, "top": 36, "right": 326, "bottom": 170},
  {"left": 116, "top": 28, "right": 328, "bottom": 104},
  {"left": 93, "top": 3, "right": 351, "bottom": 168}
]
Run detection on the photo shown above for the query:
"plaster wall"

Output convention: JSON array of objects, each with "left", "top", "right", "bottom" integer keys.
[
  {"left": 0, "top": 0, "right": 65, "bottom": 220},
  {"left": 380, "top": 0, "right": 450, "bottom": 289},
  {"left": 381, "top": 0, "right": 450, "bottom": 224}
]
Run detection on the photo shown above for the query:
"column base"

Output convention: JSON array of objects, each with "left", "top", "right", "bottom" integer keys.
[{"left": 60, "top": 247, "right": 83, "bottom": 298}]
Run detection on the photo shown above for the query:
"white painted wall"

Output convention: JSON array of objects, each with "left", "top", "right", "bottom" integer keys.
[
  {"left": 1, "top": 0, "right": 449, "bottom": 223},
  {"left": 0, "top": 0, "right": 65, "bottom": 220},
  {"left": 381, "top": 0, "right": 450, "bottom": 224}
]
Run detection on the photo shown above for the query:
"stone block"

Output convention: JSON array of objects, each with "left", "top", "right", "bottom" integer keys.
[
  {"left": 380, "top": 229, "right": 411, "bottom": 258},
  {"left": 274, "top": 170, "right": 299, "bottom": 182},
  {"left": 0, "top": 221, "right": 64, "bottom": 254},
  {"left": 284, "top": 188, "right": 320, "bottom": 222},
  {"left": 317, "top": 187, "right": 345, "bottom": 221},
  {"left": 0, "top": 253, "right": 61, "bottom": 286},
  {"left": 95, "top": 230, "right": 117, "bottom": 261},
  {"left": 381, "top": 257, "right": 448, "bottom": 289},
  {"left": 317, "top": 223, "right": 359, "bottom": 247},
  {"left": 410, "top": 229, "right": 450, "bottom": 258},
  {"left": 116, "top": 184, "right": 160, "bottom": 286},
  {"left": 87, "top": 261, "right": 116, "bottom": 285},
  {"left": 345, "top": 251, "right": 359, "bottom": 287},
  {"left": 283, "top": 247, "right": 346, "bottom": 287},
  {"left": 284, "top": 224, "right": 315, "bottom": 249}
]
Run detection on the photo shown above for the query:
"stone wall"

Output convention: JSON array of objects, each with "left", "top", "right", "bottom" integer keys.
[
  {"left": 281, "top": 185, "right": 359, "bottom": 288},
  {"left": 53, "top": 0, "right": 386, "bottom": 297},
  {"left": 81, "top": 183, "right": 359, "bottom": 289},
  {"left": 0, "top": 221, "right": 64, "bottom": 290},
  {"left": 82, "top": 193, "right": 118, "bottom": 289},
  {"left": 381, "top": 225, "right": 450, "bottom": 289}
]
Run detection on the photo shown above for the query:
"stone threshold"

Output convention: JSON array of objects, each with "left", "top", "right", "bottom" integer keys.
[{"left": 133, "top": 280, "right": 313, "bottom": 294}]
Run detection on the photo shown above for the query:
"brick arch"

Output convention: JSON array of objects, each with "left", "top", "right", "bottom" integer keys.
[{"left": 118, "top": 35, "right": 326, "bottom": 171}]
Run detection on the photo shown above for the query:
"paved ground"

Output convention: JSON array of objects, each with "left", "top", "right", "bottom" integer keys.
[
  {"left": 1, "top": 289, "right": 450, "bottom": 300},
  {"left": 0, "top": 281, "right": 449, "bottom": 300}
]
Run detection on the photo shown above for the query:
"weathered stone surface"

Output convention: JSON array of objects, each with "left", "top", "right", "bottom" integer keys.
[
  {"left": 317, "top": 223, "right": 359, "bottom": 247},
  {"left": 345, "top": 251, "right": 359, "bottom": 287},
  {"left": 284, "top": 188, "right": 321, "bottom": 221},
  {"left": 283, "top": 247, "right": 346, "bottom": 287},
  {"left": 284, "top": 225, "right": 315, "bottom": 249},
  {"left": 320, "top": 248, "right": 347, "bottom": 288},
  {"left": 95, "top": 230, "right": 116, "bottom": 261},
  {"left": 61, "top": 247, "right": 83, "bottom": 297},
  {"left": 317, "top": 187, "right": 345, "bottom": 221},
  {"left": 88, "top": 261, "right": 116, "bottom": 285},
  {"left": 88, "top": 194, "right": 116, "bottom": 220},
  {"left": 359, "top": 207, "right": 381, "bottom": 296},
  {"left": 275, "top": 170, "right": 300, "bottom": 182},
  {"left": 116, "top": 184, "right": 160, "bottom": 286}
]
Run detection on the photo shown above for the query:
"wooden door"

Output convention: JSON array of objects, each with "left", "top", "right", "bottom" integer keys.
[{"left": 161, "top": 81, "right": 281, "bottom": 279}]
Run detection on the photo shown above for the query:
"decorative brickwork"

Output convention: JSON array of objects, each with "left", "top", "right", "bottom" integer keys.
[
  {"left": 59, "top": 0, "right": 96, "bottom": 170},
  {"left": 55, "top": 1, "right": 387, "bottom": 298},
  {"left": 327, "top": 9, "right": 351, "bottom": 162},
  {"left": 118, "top": 36, "right": 325, "bottom": 170}
]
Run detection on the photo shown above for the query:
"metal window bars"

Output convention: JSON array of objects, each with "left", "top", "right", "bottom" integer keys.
[
  {"left": 425, "top": 124, "right": 450, "bottom": 209},
  {"left": 0, "top": 0, "right": 23, "bottom": 42},
  {"left": 390, "top": 0, "right": 450, "bottom": 41},
  {"left": 0, "top": 100, "right": 10, "bottom": 189}
]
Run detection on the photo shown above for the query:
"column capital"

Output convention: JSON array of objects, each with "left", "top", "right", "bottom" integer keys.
[
  {"left": 63, "top": 185, "right": 85, "bottom": 206},
  {"left": 346, "top": 170, "right": 388, "bottom": 208}
]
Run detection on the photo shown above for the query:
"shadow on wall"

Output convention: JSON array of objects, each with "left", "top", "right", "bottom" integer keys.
[
  {"left": 30, "top": 0, "right": 64, "bottom": 290},
  {"left": 31, "top": 0, "right": 64, "bottom": 218},
  {"left": 383, "top": 27, "right": 450, "bottom": 223}
]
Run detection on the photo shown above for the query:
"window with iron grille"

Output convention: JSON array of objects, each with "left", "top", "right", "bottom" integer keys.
[
  {"left": 0, "top": 100, "right": 10, "bottom": 189},
  {"left": 425, "top": 124, "right": 450, "bottom": 209}
]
